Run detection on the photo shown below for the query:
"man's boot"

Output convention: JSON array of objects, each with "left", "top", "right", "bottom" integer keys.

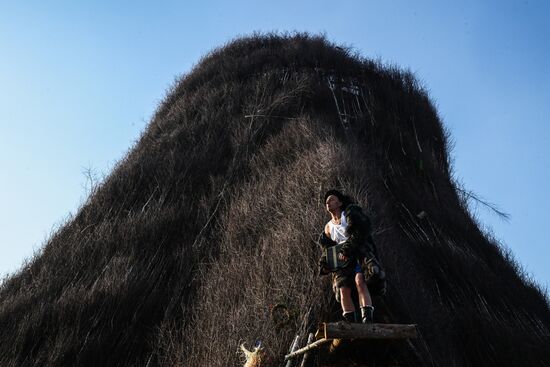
[
  {"left": 343, "top": 311, "right": 356, "bottom": 323},
  {"left": 361, "top": 306, "right": 374, "bottom": 324}
]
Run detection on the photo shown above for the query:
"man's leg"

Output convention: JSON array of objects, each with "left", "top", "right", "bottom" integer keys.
[
  {"left": 355, "top": 272, "right": 372, "bottom": 307},
  {"left": 340, "top": 286, "right": 356, "bottom": 322},
  {"left": 355, "top": 272, "right": 374, "bottom": 323}
]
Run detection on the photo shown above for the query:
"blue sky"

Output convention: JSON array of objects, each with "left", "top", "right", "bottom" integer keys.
[{"left": 1, "top": 1, "right": 549, "bottom": 292}]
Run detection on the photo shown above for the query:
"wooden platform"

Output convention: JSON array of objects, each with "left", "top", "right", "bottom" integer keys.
[
  {"left": 318, "top": 322, "right": 417, "bottom": 340},
  {"left": 285, "top": 322, "right": 417, "bottom": 361}
]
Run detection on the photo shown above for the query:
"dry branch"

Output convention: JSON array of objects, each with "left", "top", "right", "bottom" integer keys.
[{"left": 284, "top": 338, "right": 332, "bottom": 361}]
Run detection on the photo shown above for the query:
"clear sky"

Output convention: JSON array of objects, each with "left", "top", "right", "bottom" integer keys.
[{"left": 1, "top": 1, "right": 549, "bottom": 292}]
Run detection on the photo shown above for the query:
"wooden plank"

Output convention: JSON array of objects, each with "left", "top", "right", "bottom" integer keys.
[{"left": 323, "top": 322, "right": 417, "bottom": 340}]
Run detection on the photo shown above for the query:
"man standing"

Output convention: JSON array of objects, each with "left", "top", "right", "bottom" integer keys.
[{"left": 318, "top": 190, "right": 376, "bottom": 323}]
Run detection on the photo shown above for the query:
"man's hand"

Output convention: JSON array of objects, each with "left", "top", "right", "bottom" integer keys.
[{"left": 338, "top": 252, "right": 348, "bottom": 261}]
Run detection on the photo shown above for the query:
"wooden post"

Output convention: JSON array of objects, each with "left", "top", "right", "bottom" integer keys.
[
  {"left": 284, "top": 334, "right": 301, "bottom": 367},
  {"left": 299, "top": 333, "right": 315, "bottom": 367},
  {"left": 314, "top": 325, "right": 324, "bottom": 340},
  {"left": 322, "top": 322, "right": 417, "bottom": 340}
]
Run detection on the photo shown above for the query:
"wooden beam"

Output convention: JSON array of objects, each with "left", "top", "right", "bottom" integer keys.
[
  {"left": 284, "top": 338, "right": 333, "bottom": 361},
  {"left": 322, "top": 322, "right": 417, "bottom": 340}
]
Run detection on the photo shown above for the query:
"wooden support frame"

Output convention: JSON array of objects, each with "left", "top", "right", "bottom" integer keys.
[{"left": 284, "top": 322, "right": 417, "bottom": 361}]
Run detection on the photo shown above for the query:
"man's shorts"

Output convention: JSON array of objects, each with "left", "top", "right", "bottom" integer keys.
[{"left": 332, "top": 260, "right": 363, "bottom": 289}]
